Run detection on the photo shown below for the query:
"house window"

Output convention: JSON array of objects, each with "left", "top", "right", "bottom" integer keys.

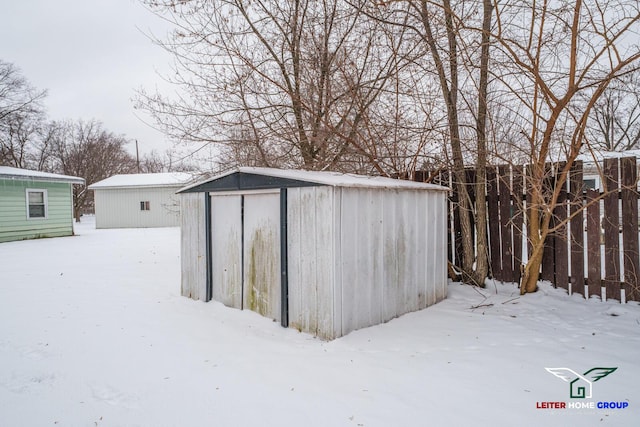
[
  {"left": 140, "top": 201, "right": 150, "bottom": 211},
  {"left": 26, "top": 189, "right": 48, "bottom": 219},
  {"left": 583, "top": 178, "right": 597, "bottom": 191}
]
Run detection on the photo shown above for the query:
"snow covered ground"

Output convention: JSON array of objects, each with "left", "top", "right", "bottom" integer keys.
[{"left": 0, "top": 217, "right": 638, "bottom": 426}]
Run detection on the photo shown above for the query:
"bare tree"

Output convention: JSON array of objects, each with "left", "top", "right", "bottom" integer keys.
[
  {"left": 138, "top": 0, "right": 496, "bottom": 284},
  {"left": 139, "top": 148, "right": 198, "bottom": 173},
  {"left": 370, "top": 0, "right": 493, "bottom": 286},
  {"left": 48, "top": 120, "right": 137, "bottom": 221},
  {"left": 138, "top": 0, "right": 409, "bottom": 173},
  {"left": 490, "top": 0, "right": 640, "bottom": 294},
  {"left": 585, "top": 71, "right": 640, "bottom": 152},
  {"left": 0, "top": 60, "right": 48, "bottom": 168}
]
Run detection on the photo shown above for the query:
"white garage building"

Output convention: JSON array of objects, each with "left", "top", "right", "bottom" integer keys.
[{"left": 90, "top": 172, "right": 194, "bottom": 229}]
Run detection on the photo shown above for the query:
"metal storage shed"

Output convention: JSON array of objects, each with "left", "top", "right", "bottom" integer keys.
[
  {"left": 178, "top": 167, "right": 449, "bottom": 340},
  {"left": 89, "top": 173, "right": 194, "bottom": 229}
]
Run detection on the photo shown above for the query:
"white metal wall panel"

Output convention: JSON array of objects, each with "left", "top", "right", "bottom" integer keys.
[
  {"left": 416, "top": 191, "right": 430, "bottom": 308},
  {"left": 314, "top": 187, "right": 335, "bottom": 338},
  {"left": 414, "top": 190, "right": 447, "bottom": 307},
  {"left": 336, "top": 187, "right": 448, "bottom": 337},
  {"left": 415, "top": 191, "right": 430, "bottom": 309},
  {"left": 287, "top": 188, "right": 304, "bottom": 332},
  {"left": 180, "top": 193, "right": 206, "bottom": 300},
  {"left": 298, "top": 188, "right": 318, "bottom": 334},
  {"left": 339, "top": 188, "right": 387, "bottom": 335},
  {"left": 369, "top": 191, "right": 385, "bottom": 328},
  {"left": 381, "top": 190, "right": 398, "bottom": 323},
  {"left": 359, "top": 190, "right": 376, "bottom": 328},
  {"left": 210, "top": 194, "right": 242, "bottom": 309},
  {"left": 382, "top": 189, "right": 416, "bottom": 324},
  {"left": 425, "top": 192, "right": 438, "bottom": 305},
  {"left": 332, "top": 188, "right": 343, "bottom": 338},
  {"left": 243, "top": 192, "right": 281, "bottom": 322},
  {"left": 287, "top": 186, "right": 335, "bottom": 338},
  {"left": 402, "top": 190, "right": 421, "bottom": 314},
  {"left": 434, "top": 193, "right": 448, "bottom": 302},
  {"left": 94, "top": 186, "right": 182, "bottom": 228},
  {"left": 395, "top": 191, "right": 410, "bottom": 316},
  {"left": 339, "top": 188, "right": 358, "bottom": 334}
]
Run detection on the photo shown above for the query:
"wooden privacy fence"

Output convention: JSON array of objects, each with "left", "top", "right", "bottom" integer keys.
[{"left": 413, "top": 156, "right": 640, "bottom": 303}]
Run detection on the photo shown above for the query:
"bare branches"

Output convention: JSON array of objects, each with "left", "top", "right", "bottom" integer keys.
[
  {"left": 47, "top": 119, "right": 139, "bottom": 220},
  {"left": 0, "top": 60, "right": 47, "bottom": 123},
  {"left": 487, "top": 1, "right": 640, "bottom": 294},
  {"left": 136, "top": 0, "right": 640, "bottom": 294},
  {"left": 138, "top": 0, "right": 408, "bottom": 171},
  {"left": 0, "top": 60, "right": 48, "bottom": 168}
]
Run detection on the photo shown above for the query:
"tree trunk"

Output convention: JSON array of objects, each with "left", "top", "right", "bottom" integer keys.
[
  {"left": 521, "top": 203, "right": 542, "bottom": 294},
  {"left": 418, "top": 0, "right": 484, "bottom": 286},
  {"left": 471, "top": 0, "right": 493, "bottom": 286}
]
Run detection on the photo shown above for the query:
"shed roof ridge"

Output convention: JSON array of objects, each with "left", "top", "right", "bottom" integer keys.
[{"left": 179, "top": 167, "right": 449, "bottom": 193}]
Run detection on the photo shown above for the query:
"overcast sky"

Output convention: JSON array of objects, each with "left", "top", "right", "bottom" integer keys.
[{"left": 1, "top": 0, "right": 175, "bottom": 156}]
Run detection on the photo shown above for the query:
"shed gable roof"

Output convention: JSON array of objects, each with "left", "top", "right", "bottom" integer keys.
[
  {"left": 178, "top": 167, "right": 448, "bottom": 193},
  {"left": 0, "top": 166, "right": 84, "bottom": 184}
]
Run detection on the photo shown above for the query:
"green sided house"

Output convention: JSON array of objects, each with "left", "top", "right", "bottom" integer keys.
[{"left": 0, "top": 166, "right": 85, "bottom": 243}]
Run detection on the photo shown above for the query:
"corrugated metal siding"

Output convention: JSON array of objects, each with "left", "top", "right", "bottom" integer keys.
[
  {"left": 210, "top": 194, "right": 242, "bottom": 308},
  {"left": 434, "top": 191, "right": 448, "bottom": 301},
  {"left": 336, "top": 187, "right": 447, "bottom": 337},
  {"left": 180, "top": 193, "right": 206, "bottom": 300},
  {"left": 332, "top": 188, "right": 343, "bottom": 338},
  {"left": 0, "top": 179, "right": 74, "bottom": 243},
  {"left": 339, "top": 187, "right": 385, "bottom": 335},
  {"left": 287, "top": 186, "right": 335, "bottom": 339},
  {"left": 94, "top": 187, "right": 181, "bottom": 228},
  {"left": 287, "top": 186, "right": 447, "bottom": 339}
]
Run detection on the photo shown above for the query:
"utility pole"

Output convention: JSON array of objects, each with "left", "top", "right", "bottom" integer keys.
[{"left": 135, "top": 139, "right": 140, "bottom": 173}]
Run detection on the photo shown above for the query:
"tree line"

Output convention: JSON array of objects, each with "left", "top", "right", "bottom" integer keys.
[
  {"left": 0, "top": 59, "right": 193, "bottom": 220},
  {"left": 137, "top": 0, "right": 640, "bottom": 293}
]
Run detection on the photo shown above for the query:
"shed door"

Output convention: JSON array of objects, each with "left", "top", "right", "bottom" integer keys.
[
  {"left": 209, "top": 192, "right": 281, "bottom": 322},
  {"left": 211, "top": 194, "right": 243, "bottom": 308},
  {"left": 242, "top": 192, "right": 281, "bottom": 322}
]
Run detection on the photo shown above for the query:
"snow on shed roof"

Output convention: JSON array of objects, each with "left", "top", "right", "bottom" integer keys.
[
  {"left": 0, "top": 166, "right": 85, "bottom": 184},
  {"left": 89, "top": 172, "right": 195, "bottom": 190},
  {"left": 179, "top": 167, "right": 449, "bottom": 193}
]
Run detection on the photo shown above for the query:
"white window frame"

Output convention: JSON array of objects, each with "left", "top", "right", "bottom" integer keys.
[
  {"left": 26, "top": 188, "right": 48, "bottom": 220},
  {"left": 140, "top": 201, "right": 150, "bottom": 211}
]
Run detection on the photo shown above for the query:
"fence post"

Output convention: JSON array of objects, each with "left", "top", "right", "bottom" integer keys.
[
  {"left": 541, "top": 163, "right": 556, "bottom": 283},
  {"left": 487, "top": 167, "right": 501, "bottom": 279},
  {"left": 569, "top": 161, "right": 585, "bottom": 297},
  {"left": 554, "top": 162, "right": 569, "bottom": 290},
  {"left": 512, "top": 166, "right": 524, "bottom": 283},
  {"left": 621, "top": 157, "right": 639, "bottom": 302},
  {"left": 498, "top": 165, "right": 514, "bottom": 281},
  {"left": 586, "top": 188, "right": 602, "bottom": 298},
  {"left": 603, "top": 158, "right": 621, "bottom": 301}
]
